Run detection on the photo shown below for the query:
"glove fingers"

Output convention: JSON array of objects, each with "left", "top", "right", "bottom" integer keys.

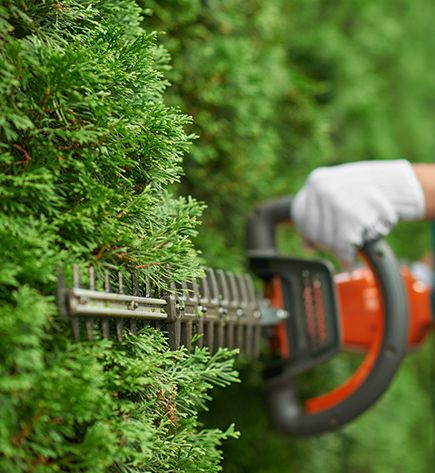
[
  {"left": 318, "top": 188, "right": 396, "bottom": 264},
  {"left": 293, "top": 178, "right": 399, "bottom": 265},
  {"left": 292, "top": 187, "right": 321, "bottom": 243},
  {"left": 363, "top": 190, "right": 398, "bottom": 241}
]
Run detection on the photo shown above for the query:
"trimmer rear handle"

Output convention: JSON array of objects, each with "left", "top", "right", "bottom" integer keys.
[{"left": 247, "top": 196, "right": 293, "bottom": 256}]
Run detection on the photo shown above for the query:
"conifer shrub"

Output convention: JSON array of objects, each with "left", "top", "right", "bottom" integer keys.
[{"left": 0, "top": 1, "right": 238, "bottom": 471}]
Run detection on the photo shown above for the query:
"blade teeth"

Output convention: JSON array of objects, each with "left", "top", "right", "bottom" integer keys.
[
  {"left": 115, "top": 271, "right": 124, "bottom": 341},
  {"left": 85, "top": 319, "right": 94, "bottom": 341},
  {"left": 227, "top": 272, "right": 240, "bottom": 306},
  {"left": 242, "top": 274, "right": 255, "bottom": 356},
  {"left": 101, "top": 269, "right": 111, "bottom": 339},
  {"left": 118, "top": 272, "right": 124, "bottom": 293},
  {"left": 117, "top": 271, "right": 135, "bottom": 334},
  {"left": 86, "top": 266, "right": 95, "bottom": 341},
  {"left": 73, "top": 265, "right": 80, "bottom": 288},
  {"left": 184, "top": 282, "right": 195, "bottom": 351},
  {"left": 199, "top": 274, "right": 211, "bottom": 351},
  {"left": 151, "top": 278, "right": 161, "bottom": 331},
  {"left": 243, "top": 275, "right": 255, "bottom": 356},
  {"left": 195, "top": 277, "right": 205, "bottom": 349},
  {"left": 224, "top": 272, "right": 235, "bottom": 350},
  {"left": 216, "top": 269, "right": 229, "bottom": 304},
  {"left": 130, "top": 272, "right": 142, "bottom": 332},
  {"left": 215, "top": 270, "right": 228, "bottom": 350},
  {"left": 236, "top": 274, "right": 249, "bottom": 307},
  {"left": 186, "top": 281, "right": 195, "bottom": 302},
  {"left": 226, "top": 271, "right": 239, "bottom": 351},
  {"left": 199, "top": 273, "right": 210, "bottom": 301},
  {"left": 116, "top": 320, "right": 124, "bottom": 342},
  {"left": 104, "top": 270, "right": 110, "bottom": 291},
  {"left": 166, "top": 281, "right": 181, "bottom": 351},
  {"left": 131, "top": 272, "right": 139, "bottom": 295},
  {"left": 144, "top": 276, "right": 151, "bottom": 298},
  {"left": 210, "top": 287, "right": 218, "bottom": 351},
  {"left": 72, "top": 318, "right": 80, "bottom": 341},
  {"left": 89, "top": 266, "right": 96, "bottom": 290},
  {"left": 182, "top": 320, "right": 193, "bottom": 351},
  {"left": 207, "top": 320, "right": 215, "bottom": 353},
  {"left": 191, "top": 278, "right": 199, "bottom": 296},
  {"left": 167, "top": 319, "right": 181, "bottom": 350},
  {"left": 129, "top": 318, "right": 137, "bottom": 335},
  {"left": 69, "top": 266, "right": 81, "bottom": 340},
  {"left": 206, "top": 269, "right": 219, "bottom": 303},
  {"left": 236, "top": 274, "right": 247, "bottom": 354},
  {"left": 62, "top": 265, "right": 261, "bottom": 358},
  {"left": 245, "top": 275, "right": 257, "bottom": 306},
  {"left": 101, "top": 320, "right": 110, "bottom": 339}
]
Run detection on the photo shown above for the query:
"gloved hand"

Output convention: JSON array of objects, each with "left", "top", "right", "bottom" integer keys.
[{"left": 292, "top": 160, "right": 426, "bottom": 264}]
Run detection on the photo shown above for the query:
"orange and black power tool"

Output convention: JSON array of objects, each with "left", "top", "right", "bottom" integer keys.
[{"left": 247, "top": 197, "right": 434, "bottom": 436}]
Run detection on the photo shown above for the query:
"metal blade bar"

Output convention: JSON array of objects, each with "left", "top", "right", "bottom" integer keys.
[{"left": 59, "top": 266, "right": 262, "bottom": 357}]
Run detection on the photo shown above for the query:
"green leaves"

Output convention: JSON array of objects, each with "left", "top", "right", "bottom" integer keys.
[{"left": 0, "top": 0, "right": 204, "bottom": 279}]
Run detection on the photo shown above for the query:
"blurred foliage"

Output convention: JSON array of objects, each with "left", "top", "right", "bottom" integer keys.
[
  {"left": 144, "top": 1, "right": 435, "bottom": 472},
  {"left": 203, "top": 338, "right": 433, "bottom": 473},
  {"left": 146, "top": 0, "right": 435, "bottom": 266}
]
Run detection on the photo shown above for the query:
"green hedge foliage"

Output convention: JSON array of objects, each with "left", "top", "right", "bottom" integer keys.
[{"left": 0, "top": 1, "right": 238, "bottom": 471}]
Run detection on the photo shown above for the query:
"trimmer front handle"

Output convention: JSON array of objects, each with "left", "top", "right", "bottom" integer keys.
[{"left": 248, "top": 197, "right": 408, "bottom": 435}]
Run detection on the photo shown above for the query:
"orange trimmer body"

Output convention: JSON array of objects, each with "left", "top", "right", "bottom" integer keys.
[
  {"left": 270, "top": 265, "right": 433, "bottom": 359},
  {"left": 336, "top": 266, "right": 433, "bottom": 351}
]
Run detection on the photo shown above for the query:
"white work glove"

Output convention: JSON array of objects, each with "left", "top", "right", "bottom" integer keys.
[{"left": 292, "top": 160, "right": 426, "bottom": 264}]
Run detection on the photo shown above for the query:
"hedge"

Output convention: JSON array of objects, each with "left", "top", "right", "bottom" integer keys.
[{"left": 0, "top": 2, "right": 238, "bottom": 471}]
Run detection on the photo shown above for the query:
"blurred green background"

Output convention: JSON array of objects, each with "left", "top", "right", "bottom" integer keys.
[{"left": 145, "top": 1, "right": 435, "bottom": 472}]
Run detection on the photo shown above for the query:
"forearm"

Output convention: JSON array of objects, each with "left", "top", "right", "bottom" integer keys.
[{"left": 413, "top": 164, "right": 435, "bottom": 219}]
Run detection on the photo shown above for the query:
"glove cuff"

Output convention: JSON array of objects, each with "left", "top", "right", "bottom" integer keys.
[
  {"left": 380, "top": 160, "right": 426, "bottom": 220},
  {"left": 357, "top": 159, "right": 426, "bottom": 220}
]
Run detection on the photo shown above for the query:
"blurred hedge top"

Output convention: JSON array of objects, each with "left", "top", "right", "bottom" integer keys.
[{"left": 147, "top": 0, "right": 435, "bottom": 267}]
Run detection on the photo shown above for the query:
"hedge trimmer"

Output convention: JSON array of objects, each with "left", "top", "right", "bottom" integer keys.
[
  {"left": 57, "top": 197, "right": 434, "bottom": 435},
  {"left": 247, "top": 197, "right": 433, "bottom": 435}
]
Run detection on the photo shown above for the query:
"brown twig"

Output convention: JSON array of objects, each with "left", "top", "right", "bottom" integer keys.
[
  {"left": 94, "top": 244, "right": 109, "bottom": 260},
  {"left": 156, "top": 386, "right": 179, "bottom": 426},
  {"left": 12, "top": 143, "right": 32, "bottom": 166},
  {"left": 134, "top": 262, "right": 161, "bottom": 269}
]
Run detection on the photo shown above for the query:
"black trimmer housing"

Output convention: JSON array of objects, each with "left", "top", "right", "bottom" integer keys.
[
  {"left": 251, "top": 255, "right": 340, "bottom": 376},
  {"left": 248, "top": 197, "right": 408, "bottom": 435}
]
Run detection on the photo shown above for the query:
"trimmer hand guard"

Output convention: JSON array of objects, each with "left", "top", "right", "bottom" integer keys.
[{"left": 251, "top": 255, "right": 340, "bottom": 376}]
